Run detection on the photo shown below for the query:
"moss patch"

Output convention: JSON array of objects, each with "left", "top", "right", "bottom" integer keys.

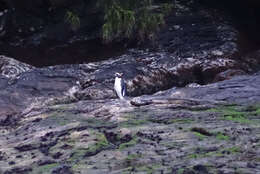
[
  {"left": 120, "top": 119, "right": 148, "bottom": 128},
  {"left": 45, "top": 112, "right": 73, "bottom": 126},
  {"left": 119, "top": 136, "right": 138, "bottom": 150},
  {"left": 224, "top": 146, "right": 241, "bottom": 154},
  {"left": 136, "top": 164, "right": 161, "bottom": 174},
  {"left": 193, "top": 132, "right": 207, "bottom": 141},
  {"left": 177, "top": 168, "right": 185, "bottom": 174},
  {"left": 215, "top": 132, "right": 229, "bottom": 141},
  {"left": 123, "top": 153, "right": 142, "bottom": 167},
  {"left": 68, "top": 148, "right": 87, "bottom": 163},
  {"left": 255, "top": 108, "right": 260, "bottom": 115},
  {"left": 30, "top": 163, "right": 59, "bottom": 174},
  {"left": 125, "top": 154, "right": 142, "bottom": 161},
  {"left": 67, "top": 132, "right": 109, "bottom": 163},
  {"left": 191, "top": 127, "right": 212, "bottom": 140},
  {"left": 84, "top": 132, "right": 109, "bottom": 156},
  {"left": 188, "top": 146, "right": 241, "bottom": 159},
  {"left": 207, "top": 106, "right": 252, "bottom": 124},
  {"left": 224, "top": 115, "right": 251, "bottom": 124}
]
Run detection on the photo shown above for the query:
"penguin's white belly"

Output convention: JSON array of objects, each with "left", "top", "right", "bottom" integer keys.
[{"left": 114, "top": 78, "right": 124, "bottom": 99}]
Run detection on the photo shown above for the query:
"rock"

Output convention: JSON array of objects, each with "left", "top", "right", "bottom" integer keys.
[
  {"left": 2, "top": 167, "right": 32, "bottom": 174},
  {"left": 130, "top": 97, "right": 153, "bottom": 107},
  {"left": 191, "top": 127, "right": 213, "bottom": 136},
  {"left": 0, "top": 72, "right": 259, "bottom": 173},
  {"left": 37, "top": 158, "right": 55, "bottom": 166},
  {"left": 212, "top": 50, "right": 224, "bottom": 56},
  {"left": 213, "top": 69, "right": 246, "bottom": 82},
  {"left": 163, "top": 73, "right": 260, "bottom": 105},
  {"left": 186, "top": 83, "right": 201, "bottom": 88},
  {"left": 242, "top": 50, "right": 260, "bottom": 72},
  {"left": 158, "top": 7, "right": 238, "bottom": 59},
  {"left": 193, "top": 164, "right": 209, "bottom": 174},
  {"left": 15, "top": 144, "right": 39, "bottom": 152},
  {"left": 0, "top": 55, "right": 33, "bottom": 79},
  {"left": 0, "top": 114, "right": 18, "bottom": 126},
  {"left": 51, "top": 165, "right": 73, "bottom": 174},
  {"left": 8, "top": 161, "right": 15, "bottom": 165}
]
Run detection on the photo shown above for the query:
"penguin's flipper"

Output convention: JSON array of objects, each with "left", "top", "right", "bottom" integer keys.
[{"left": 121, "top": 81, "right": 126, "bottom": 97}]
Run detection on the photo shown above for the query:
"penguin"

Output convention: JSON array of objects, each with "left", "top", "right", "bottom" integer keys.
[{"left": 114, "top": 72, "right": 126, "bottom": 99}]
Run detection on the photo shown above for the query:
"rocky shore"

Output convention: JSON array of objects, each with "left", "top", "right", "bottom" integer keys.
[
  {"left": 0, "top": 61, "right": 259, "bottom": 173},
  {"left": 0, "top": 0, "right": 260, "bottom": 174}
]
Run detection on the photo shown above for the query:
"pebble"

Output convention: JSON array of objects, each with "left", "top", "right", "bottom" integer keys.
[
  {"left": 212, "top": 50, "right": 224, "bottom": 56},
  {"left": 173, "top": 25, "right": 181, "bottom": 30}
]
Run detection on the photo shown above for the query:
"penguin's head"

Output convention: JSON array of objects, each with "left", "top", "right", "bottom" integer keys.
[{"left": 115, "top": 72, "right": 123, "bottom": 78}]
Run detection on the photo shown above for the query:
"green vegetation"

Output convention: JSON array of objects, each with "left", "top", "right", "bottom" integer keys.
[
  {"left": 136, "top": 164, "right": 161, "bottom": 174},
  {"left": 125, "top": 153, "right": 141, "bottom": 161},
  {"left": 119, "top": 112, "right": 150, "bottom": 128},
  {"left": 119, "top": 136, "right": 138, "bottom": 150},
  {"left": 188, "top": 146, "right": 241, "bottom": 159},
  {"left": 221, "top": 106, "right": 251, "bottom": 123},
  {"left": 67, "top": 132, "right": 109, "bottom": 163},
  {"left": 124, "top": 153, "right": 142, "bottom": 167},
  {"left": 224, "top": 146, "right": 241, "bottom": 154},
  {"left": 255, "top": 108, "right": 260, "bottom": 115},
  {"left": 215, "top": 132, "right": 229, "bottom": 141},
  {"left": 98, "top": 0, "right": 173, "bottom": 42},
  {"left": 9, "top": 0, "right": 174, "bottom": 43},
  {"left": 30, "top": 163, "right": 59, "bottom": 174},
  {"left": 85, "top": 132, "right": 109, "bottom": 154},
  {"left": 41, "top": 112, "right": 72, "bottom": 127},
  {"left": 205, "top": 108, "right": 219, "bottom": 113},
  {"left": 252, "top": 105, "right": 260, "bottom": 115},
  {"left": 177, "top": 168, "right": 185, "bottom": 174},
  {"left": 68, "top": 148, "right": 88, "bottom": 163},
  {"left": 120, "top": 118, "right": 148, "bottom": 128},
  {"left": 64, "top": 11, "right": 81, "bottom": 31},
  {"left": 191, "top": 127, "right": 212, "bottom": 140},
  {"left": 193, "top": 132, "right": 207, "bottom": 141},
  {"left": 224, "top": 115, "right": 251, "bottom": 124},
  {"left": 206, "top": 106, "right": 253, "bottom": 124}
]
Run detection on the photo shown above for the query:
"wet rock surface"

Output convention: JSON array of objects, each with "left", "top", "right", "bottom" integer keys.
[
  {"left": 0, "top": 70, "right": 259, "bottom": 174},
  {"left": 158, "top": 2, "right": 238, "bottom": 59}
]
